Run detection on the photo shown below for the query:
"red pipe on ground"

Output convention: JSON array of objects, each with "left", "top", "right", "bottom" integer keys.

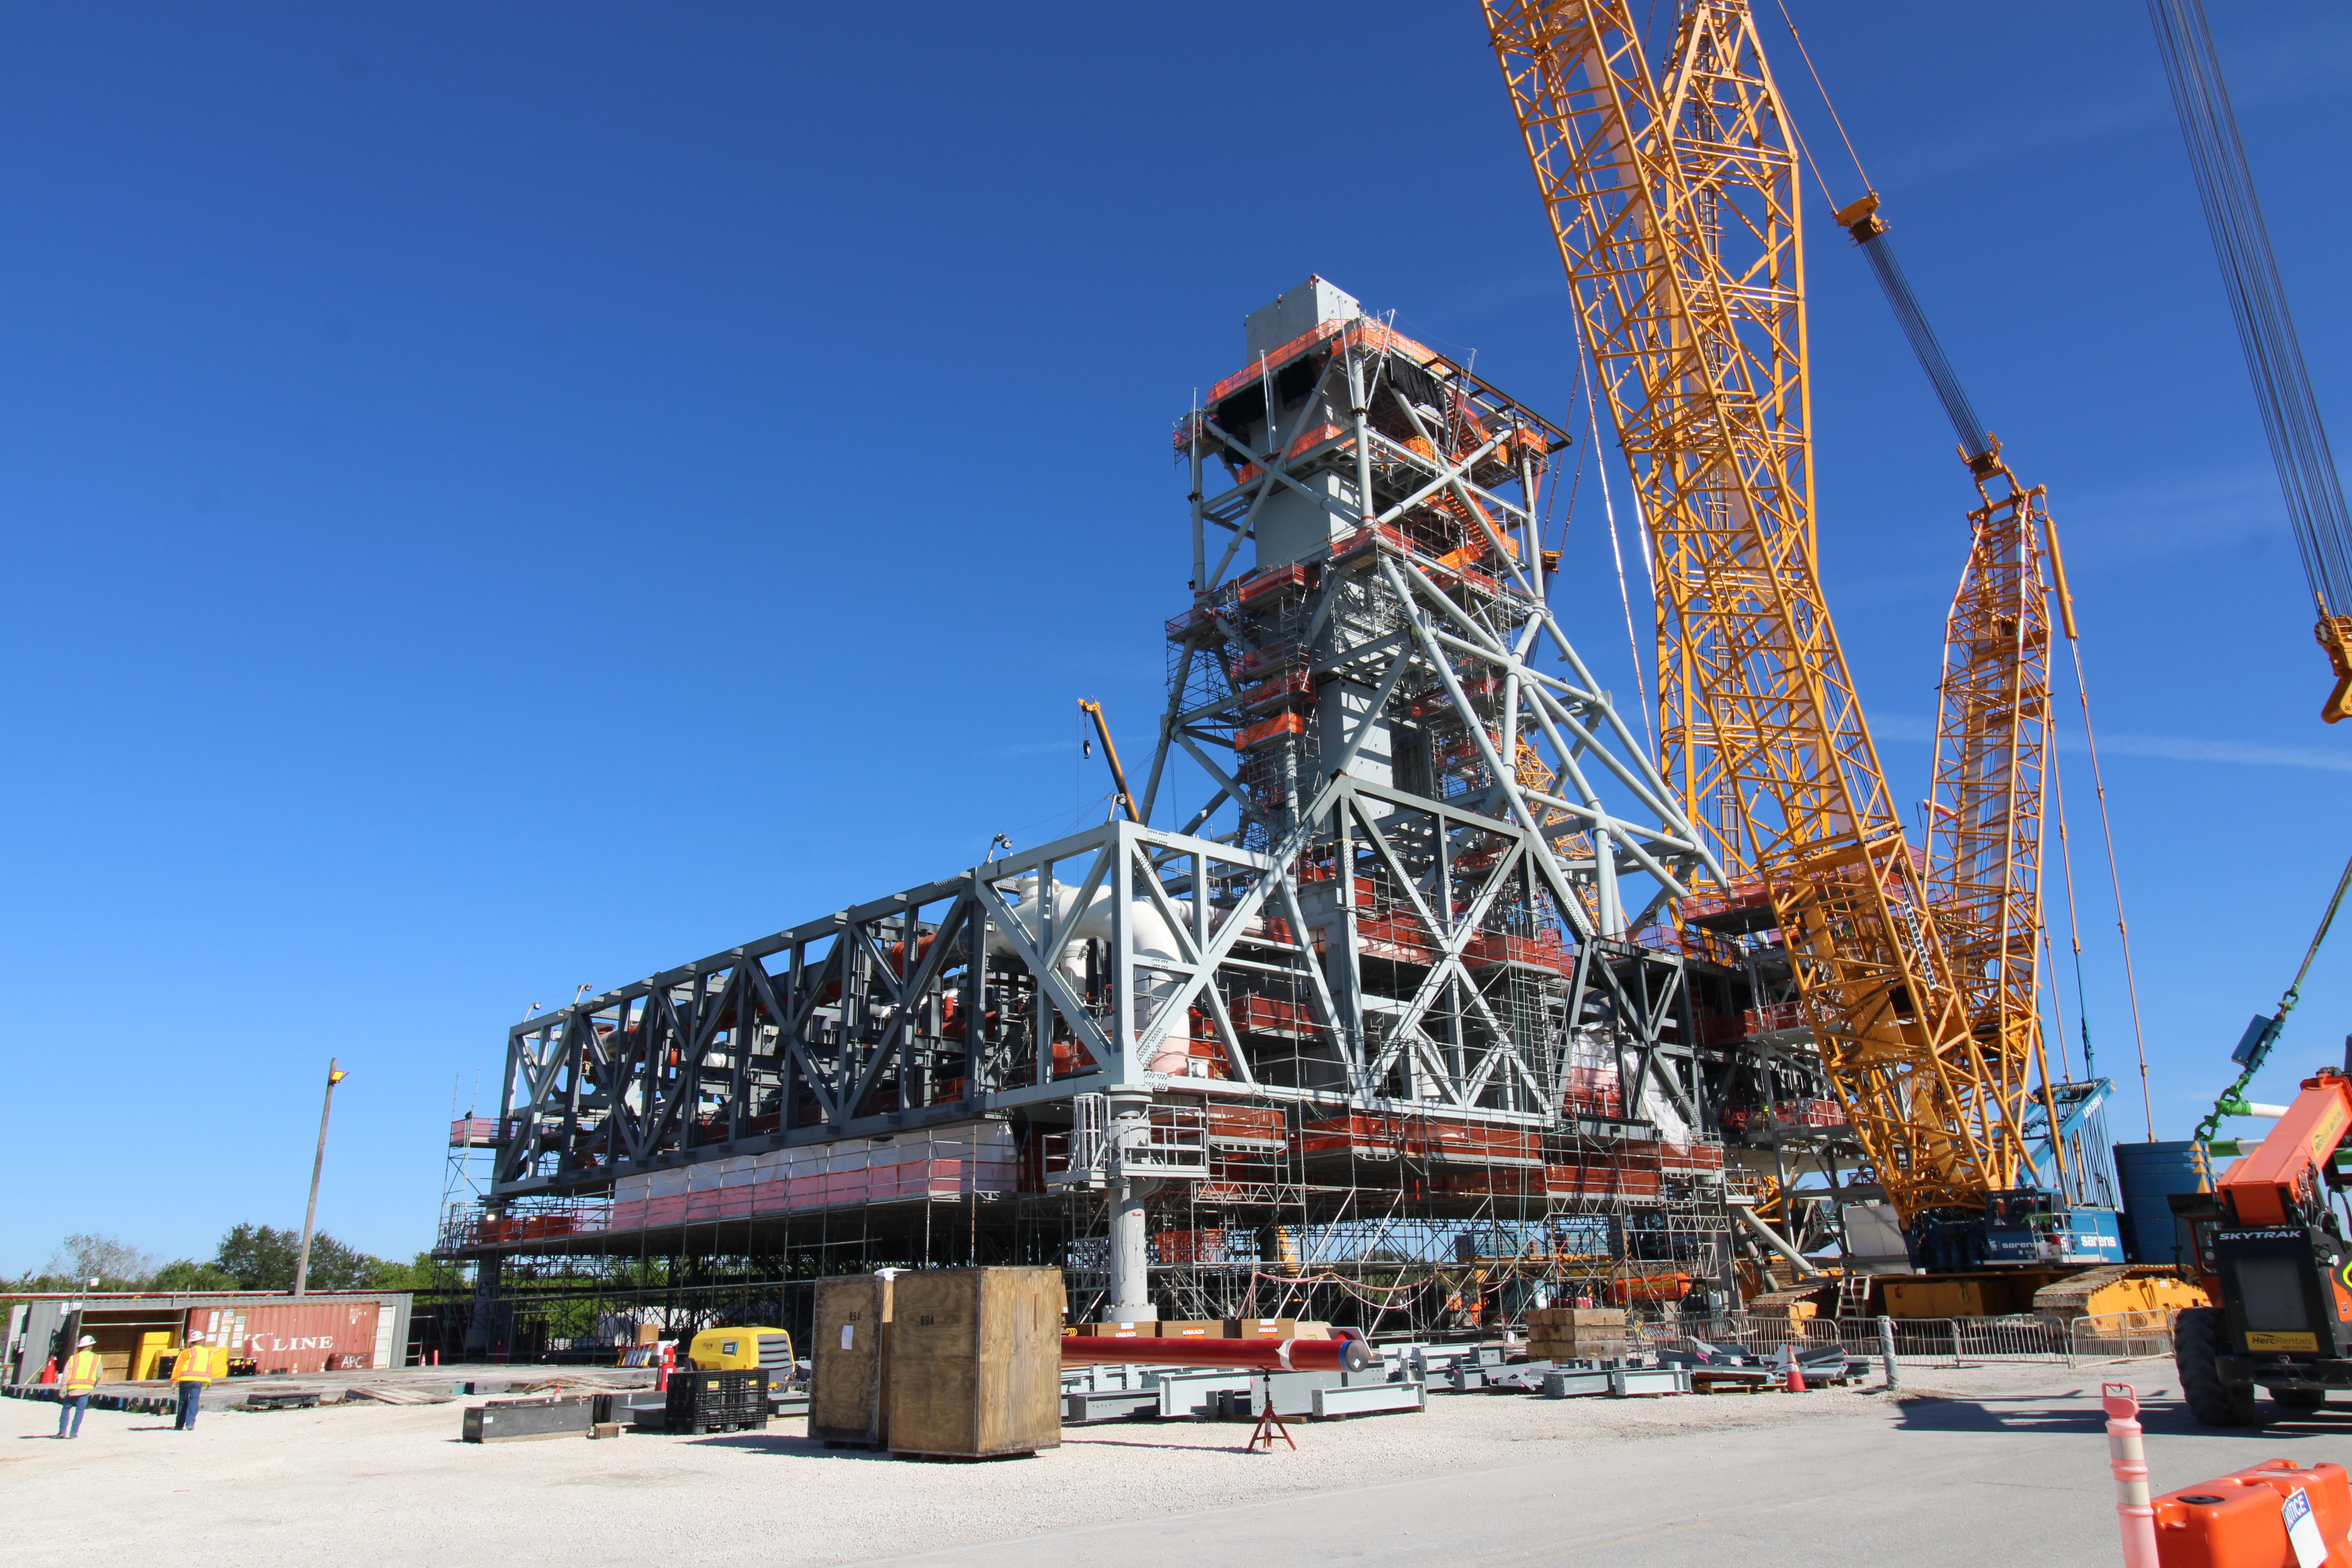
[{"left": 1060, "top": 1335, "right": 1374, "bottom": 1373}]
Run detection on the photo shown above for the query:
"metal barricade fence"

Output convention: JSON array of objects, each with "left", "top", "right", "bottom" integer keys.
[
  {"left": 2066, "top": 1309, "right": 2178, "bottom": 1367},
  {"left": 1638, "top": 1312, "right": 2079, "bottom": 1367},
  {"left": 1638, "top": 1310, "right": 2177, "bottom": 1368}
]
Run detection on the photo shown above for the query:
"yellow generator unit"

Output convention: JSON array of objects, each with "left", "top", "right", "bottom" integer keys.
[{"left": 686, "top": 1326, "right": 795, "bottom": 1390}]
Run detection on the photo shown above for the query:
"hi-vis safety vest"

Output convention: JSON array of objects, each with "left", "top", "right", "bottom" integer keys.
[
  {"left": 174, "top": 1345, "right": 217, "bottom": 1384},
  {"left": 63, "top": 1351, "right": 102, "bottom": 1393}
]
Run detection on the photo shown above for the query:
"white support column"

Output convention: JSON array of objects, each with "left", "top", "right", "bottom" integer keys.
[{"left": 1102, "top": 1086, "right": 1161, "bottom": 1322}]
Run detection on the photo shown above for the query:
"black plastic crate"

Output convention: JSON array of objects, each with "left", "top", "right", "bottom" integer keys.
[{"left": 664, "top": 1371, "right": 769, "bottom": 1435}]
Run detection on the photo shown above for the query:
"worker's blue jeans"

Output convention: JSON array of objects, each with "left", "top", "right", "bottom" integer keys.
[
  {"left": 56, "top": 1395, "right": 89, "bottom": 1437},
  {"left": 176, "top": 1383, "right": 202, "bottom": 1429}
]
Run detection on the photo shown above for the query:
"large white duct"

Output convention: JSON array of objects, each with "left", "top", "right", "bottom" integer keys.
[{"left": 993, "top": 877, "right": 1198, "bottom": 1074}]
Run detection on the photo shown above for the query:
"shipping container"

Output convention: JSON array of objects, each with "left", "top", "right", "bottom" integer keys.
[
  {"left": 209, "top": 1301, "right": 383, "bottom": 1374},
  {"left": 2114, "top": 1140, "right": 2212, "bottom": 1265},
  {"left": 6, "top": 1292, "right": 410, "bottom": 1385}
]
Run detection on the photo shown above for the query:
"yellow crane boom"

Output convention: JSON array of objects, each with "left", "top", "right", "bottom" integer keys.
[
  {"left": 1926, "top": 452, "right": 2065, "bottom": 1179},
  {"left": 1831, "top": 191, "right": 2076, "bottom": 1192},
  {"left": 1481, "top": 0, "right": 2029, "bottom": 1225}
]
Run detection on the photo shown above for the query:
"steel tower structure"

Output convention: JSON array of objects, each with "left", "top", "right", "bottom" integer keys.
[{"left": 445, "top": 279, "right": 1750, "bottom": 1351}]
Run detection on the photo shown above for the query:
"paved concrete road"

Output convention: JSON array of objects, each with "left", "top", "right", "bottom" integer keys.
[
  {"left": 12, "top": 1361, "right": 2350, "bottom": 1567},
  {"left": 849, "top": 1379, "right": 2352, "bottom": 1568}
]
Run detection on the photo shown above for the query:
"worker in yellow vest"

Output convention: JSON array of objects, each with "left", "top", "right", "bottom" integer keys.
[
  {"left": 172, "top": 1332, "right": 218, "bottom": 1430},
  {"left": 57, "top": 1336, "right": 102, "bottom": 1438}
]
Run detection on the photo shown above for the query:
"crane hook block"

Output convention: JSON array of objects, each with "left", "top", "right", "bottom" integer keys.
[
  {"left": 2317, "top": 615, "right": 2352, "bottom": 724},
  {"left": 1834, "top": 191, "right": 1885, "bottom": 243}
]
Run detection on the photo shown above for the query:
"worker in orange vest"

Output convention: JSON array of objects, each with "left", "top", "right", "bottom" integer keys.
[
  {"left": 56, "top": 1336, "right": 102, "bottom": 1438},
  {"left": 172, "top": 1332, "right": 218, "bottom": 1430}
]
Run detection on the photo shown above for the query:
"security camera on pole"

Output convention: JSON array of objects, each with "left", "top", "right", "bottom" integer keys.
[{"left": 293, "top": 1059, "right": 348, "bottom": 1297}]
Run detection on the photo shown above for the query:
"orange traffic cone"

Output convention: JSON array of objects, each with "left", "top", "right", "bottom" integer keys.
[
  {"left": 1783, "top": 1350, "right": 1807, "bottom": 1394},
  {"left": 37, "top": 1357, "right": 56, "bottom": 1385}
]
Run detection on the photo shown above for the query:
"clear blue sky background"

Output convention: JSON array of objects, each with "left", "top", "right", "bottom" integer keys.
[{"left": 5, "top": 2, "right": 2347, "bottom": 1272}]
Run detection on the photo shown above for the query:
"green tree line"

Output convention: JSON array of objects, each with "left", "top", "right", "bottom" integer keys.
[{"left": 5, "top": 1228, "right": 434, "bottom": 1295}]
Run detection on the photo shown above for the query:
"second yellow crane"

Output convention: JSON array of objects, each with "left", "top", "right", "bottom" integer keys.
[{"left": 1483, "top": 0, "right": 2040, "bottom": 1253}]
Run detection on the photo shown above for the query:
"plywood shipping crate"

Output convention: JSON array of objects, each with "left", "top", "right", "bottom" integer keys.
[
  {"left": 1156, "top": 1319, "right": 1223, "bottom": 1340},
  {"left": 1067, "top": 1321, "right": 1155, "bottom": 1339},
  {"left": 887, "top": 1267, "right": 1065, "bottom": 1459},
  {"left": 1524, "top": 1306, "right": 1629, "bottom": 1359},
  {"left": 811, "top": 1274, "right": 893, "bottom": 1448},
  {"left": 1226, "top": 1318, "right": 1298, "bottom": 1339}
]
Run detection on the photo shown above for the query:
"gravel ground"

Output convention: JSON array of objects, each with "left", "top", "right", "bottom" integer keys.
[{"left": 2, "top": 1357, "right": 2181, "bottom": 1568}]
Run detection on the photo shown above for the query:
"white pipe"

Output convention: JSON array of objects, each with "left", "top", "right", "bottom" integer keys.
[
  {"left": 995, "top": 877, "right": 1194, "bottom": 1071},
  {"left": 1731, "top": 1201, "right": 1824, "bottom": 1279}
]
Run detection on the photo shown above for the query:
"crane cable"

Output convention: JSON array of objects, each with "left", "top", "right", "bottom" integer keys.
[
  {"left": 2192, "top": 848, "right": 2352, "bottom": 1147},
  {"left": 1769, "top": 0, "right": 1871, "bottom": 199},
  {"left": 2147, "top": 0, "right": 2352, "bottom": 625},
  {"left": 2046, "top": 742, "right": 2093, "bottom": 1085},
  {"left": 2062, "top": 637, "right": 2158, "bottom": 1140},
  {"left": 1576, "top": 343, "right": 1657, "bottom": 760}
]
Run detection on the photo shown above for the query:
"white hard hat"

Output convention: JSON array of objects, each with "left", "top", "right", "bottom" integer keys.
[
  {"left": 185, "top": 1333, "right": 205, "bottom": 1344},
  {"left": 76, "top": 1335, "right": 95, "bottom": 1347}
]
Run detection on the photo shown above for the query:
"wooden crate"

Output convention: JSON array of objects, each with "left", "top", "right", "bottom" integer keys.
[
  {"left": 1226, "top": 1318, "right": 1298, "bottom": 1339},
  {"left": 1525, "top": 1307, "right": 1626, "bottom": 1328},
  {"left": 887, "top": 1267, "right": 1064, "bottom": 1459},
  {"left": 1067, "top": 1321, "right": 1156, "bottom": 1339},
  {"left": 810, "top": 1274, "right": 893, "bottom": 1448},
  {"left": 1529, "top": 1336, "right": 1631, "bottom": 1361},
  {"left": 1156, "top": 1319, "right": 1224, "bottom": 1340}
]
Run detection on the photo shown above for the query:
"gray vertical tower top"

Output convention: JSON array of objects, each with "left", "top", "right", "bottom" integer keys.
[{"left": 1244, "top": 276, "right": 1364, "bottom": 360}]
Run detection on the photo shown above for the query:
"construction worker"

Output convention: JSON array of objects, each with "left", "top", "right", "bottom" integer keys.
[
  {"left": 56, "top": 1336, "right": 102, "bottom": 1438},
  {"left": 172, "top": 1332, "right": 218, "bottom": 1430}
]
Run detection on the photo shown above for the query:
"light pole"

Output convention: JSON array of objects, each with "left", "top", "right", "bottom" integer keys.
[{"left": 292, "top": 1059, "right": 348, "bottom": 1297}]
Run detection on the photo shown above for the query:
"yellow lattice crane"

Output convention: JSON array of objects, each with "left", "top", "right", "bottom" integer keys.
[
  {"left": 1827, "top": 191, "right": 2080, "bottom": 1203},
  {"left": 1923, "top": 452, "right": 2066, "bottom": 1184},
  {"left": 1481, "top": 0, "right": 2035, "bottom": 1244}
]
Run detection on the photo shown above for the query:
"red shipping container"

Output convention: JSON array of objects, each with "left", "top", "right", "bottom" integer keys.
[{"left": 213, "top": 1301, "right": 382, "bottom": 1375}]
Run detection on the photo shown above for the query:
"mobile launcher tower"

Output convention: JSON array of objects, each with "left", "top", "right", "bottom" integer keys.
[{"left": 445, "top": 280, "right": 1833, "bottom": 1355}]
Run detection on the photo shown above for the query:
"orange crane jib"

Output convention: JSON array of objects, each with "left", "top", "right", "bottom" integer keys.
[{"left": 2221, "top": 1073, "right": 2352, "bottom": 1229}]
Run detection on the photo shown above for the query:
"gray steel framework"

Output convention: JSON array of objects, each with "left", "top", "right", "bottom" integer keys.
[
  {"left": 484, "top": 299, "right": 1721, "bottom": 1205},
  {"left": 447, "top": 281, "right": 1811, "bottom": 1346}
]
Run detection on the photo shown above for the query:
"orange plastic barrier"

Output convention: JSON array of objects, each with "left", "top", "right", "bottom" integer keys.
[{"left": 2152, "top": 1458, "right": 2352, "bottom": 1566}]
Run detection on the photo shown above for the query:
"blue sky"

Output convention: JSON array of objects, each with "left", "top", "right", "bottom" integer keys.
[{"left": 4, "top": 2, "right": 2347, "bottom": 1271}]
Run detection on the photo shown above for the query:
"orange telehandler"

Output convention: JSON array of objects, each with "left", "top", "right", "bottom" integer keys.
[{"left": 2171, "top": 1068, "right": 2352, "bottom": 1423}]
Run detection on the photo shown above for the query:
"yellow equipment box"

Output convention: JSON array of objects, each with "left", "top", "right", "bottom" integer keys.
[{"left": 687, "top": 1326, "right": 795, "bottom": 1390}]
